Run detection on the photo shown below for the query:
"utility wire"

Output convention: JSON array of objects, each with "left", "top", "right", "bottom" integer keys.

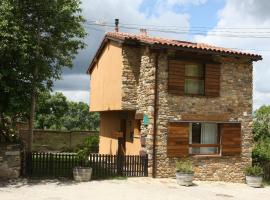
[
  {"left": 87, "top": 19, "right": 270, "bottom": 30},
  {"left": 84, "top": 22, "right": 270, "bottom": 39},
  {"left": 84, "top": 22, "right": 270, "bottom": 53}
]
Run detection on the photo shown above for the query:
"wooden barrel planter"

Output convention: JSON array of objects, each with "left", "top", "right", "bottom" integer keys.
[
  {"left": 176, "top": 172, "right": 194, "bottom": 186},
  {"left": 246, "top": 176, "right": 263, "bottom": 188},
  {"left": 73, "top": 167, "right": 92, "bottom": 182}
]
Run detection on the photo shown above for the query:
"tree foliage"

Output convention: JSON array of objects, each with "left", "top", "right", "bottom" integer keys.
[
  {"left": 0, "top": 0, "right": 86, "bottom": 142},
  {"left": 253, "top": 105, "right": 270, "bottom": 141},
  {"left": 252, "top": 138, "right": 270, "bottom": 163},
  {"left": 252, "top": 105, "right": 270, "bottom": 163},
  {"left": 35, "top": 91, "right": 99, "bottom": 131},
  {"left": 76, "top": 135, "right": 99, "bottom": 158}
]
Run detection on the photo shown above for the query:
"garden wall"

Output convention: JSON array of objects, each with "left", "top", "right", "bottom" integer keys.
[
  {"left": 19, "top": 130, "right": 98, "bottom": 152},
  {"left": 0, "top": 144, "right": 21, "bottom": 179}
]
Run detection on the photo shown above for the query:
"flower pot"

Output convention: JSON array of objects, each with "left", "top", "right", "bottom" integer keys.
[
  {"left": 73, "top": 166, "right": 92, "bottom": 182},
  {"left": 246, "top": 176, "right": 263, "bottom": 188},
  {"left": 176, "top": 171, "right": 194, "bottom": 186}
]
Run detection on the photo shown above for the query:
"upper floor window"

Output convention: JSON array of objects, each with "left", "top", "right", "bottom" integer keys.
[
  {"left": 168, "top": 60, "right": 220, "bottom": 97},
  {"left": 184, "top": 64, "right": 204, "bottom": 95}
]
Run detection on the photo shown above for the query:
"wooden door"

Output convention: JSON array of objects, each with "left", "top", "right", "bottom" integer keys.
[{"left": 118, "top": 119, "right": 126, "bottom": 155}]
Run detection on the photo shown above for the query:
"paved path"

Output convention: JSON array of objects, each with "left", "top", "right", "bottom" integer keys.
[{"left": 0, "top": 178, "right": 269, "bottom": 200}]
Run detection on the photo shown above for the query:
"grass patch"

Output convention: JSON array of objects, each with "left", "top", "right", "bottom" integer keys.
[{"left": 263, "top": 180, "right": 270, "bottom": 186}]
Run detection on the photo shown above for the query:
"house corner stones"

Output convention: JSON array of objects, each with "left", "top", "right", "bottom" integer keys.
[{"left": 0, "top": 144, "right": 21, "bottom": 179}]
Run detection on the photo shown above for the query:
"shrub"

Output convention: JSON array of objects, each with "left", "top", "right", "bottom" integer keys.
[
  {"left": 76, "top": 135, "right": 99, "bottom": 159},
  {"left": 245, "top": 165, "right": 263, "bottom": 177},
  {"left": 175, "top": 159, "right": 193, "bottom": 173},
  {"left": 252, "top": 138, "right": 270, "bottom": 163}
]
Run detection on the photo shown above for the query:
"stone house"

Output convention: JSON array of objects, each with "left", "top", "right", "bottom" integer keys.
[{"left": 87, "top": 30, "right": 262, "bottom": 182}]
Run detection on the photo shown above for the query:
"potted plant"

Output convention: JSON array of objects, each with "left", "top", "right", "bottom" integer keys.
[
  {"left": 175, "top": 159, "right": 194, "bottom": 186},
  {"left": 245, "top": 165, "right": 263, "bottom": 187},
  {"left": 73, "top": 136, "right": 98, "bottom": 182}
]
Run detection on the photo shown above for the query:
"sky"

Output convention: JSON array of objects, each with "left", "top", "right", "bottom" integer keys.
[{"left": 53, "top": 0, "right": 270, "bottom": 110}]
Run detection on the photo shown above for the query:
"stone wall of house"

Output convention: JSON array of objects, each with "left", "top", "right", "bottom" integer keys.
[
  {"left": 136, "top": 48, "right": 157, "bottom": 176},
  {"left": 155, "top": 53, "right": 253, "bottom": 182},
  {"left": 121, "top": 45, "right": 253, "bottom": 182},
  {"left": 0, "top": 144, "right": 21, "bottom": 179},
  {"left": 121, "top": 45, "right": 141, "bottom": 110}
]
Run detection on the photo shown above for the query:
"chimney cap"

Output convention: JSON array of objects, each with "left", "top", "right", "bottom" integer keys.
[
  {"left": 115, "top": 18, "right": 119, "bottom": 32},
  {"left": 139, "top": 28, "right": 147, "bottom": 36}
]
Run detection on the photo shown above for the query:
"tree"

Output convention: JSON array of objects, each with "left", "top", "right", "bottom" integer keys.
[
  {"left": 0, "top": 0, "right": 32, "bottom": 124},
  {"left": 35, "top": 91, "right": 99, "bottom": 131},
  {"left": 62, "top": 101, "right": 99, "bottom": 131},
  {"left": 252, "top": 105, "right": 270, "bottom": 164},
  {"left": 35, "top": 90, "right": 68, "bottom": 130},
  {"left": 0, "top": 0, "right": 86, "bottom": 150},
  {"left": 253, "top": 105, "right": 270, "bottom": 141}
]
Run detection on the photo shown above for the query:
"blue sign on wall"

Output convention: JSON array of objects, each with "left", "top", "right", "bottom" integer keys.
[{"left": 143, "top": 114, "right": 149, "bottom": 126}]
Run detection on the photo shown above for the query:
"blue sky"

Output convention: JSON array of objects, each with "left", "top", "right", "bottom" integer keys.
[
  {"left": 54, "top": 0, "right": 270, "bottom": 110},
  {"left": 139, "top": 0, "right": 225, "bottom": 29}
]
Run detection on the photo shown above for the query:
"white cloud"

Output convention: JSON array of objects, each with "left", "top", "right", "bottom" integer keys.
[
  {"left": 57, "top": 0, "right": 196, "bottom": 103},
  {"left": 161, "top": 0, "right": 207, "bottom": 6},
  {"left": 81, "top": 0, "right": 191, "bottom": 39},
  {"left": 54, "top": 90, "right": 89, "bottom": 104},
  {"left": 194, "top": 0, "right": 270, "bottom": 110}
]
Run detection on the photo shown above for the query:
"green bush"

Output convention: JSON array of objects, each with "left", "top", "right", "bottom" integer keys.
[
  {"left": 76, "top": 135, "right": 99, "bottom": 159},
  {"left": 245, "top": 165, "right": 263, "bottom": 177},
  {"left": 252, "top": 138, "right": 270, "bottom": 163},
  {"left": 175, "top": 159, "right": 193, "bottom": 173}
]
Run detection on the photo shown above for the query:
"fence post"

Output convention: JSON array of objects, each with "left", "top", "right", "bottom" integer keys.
[
  {"left": 117, "top": 154, "right": 124, "bottom": 176},
  {"left": 143, "top": 154, "right": 148, "bottom": 177},
  {"left": 26, "top": 152, "right": 32, "bottom": 177}
]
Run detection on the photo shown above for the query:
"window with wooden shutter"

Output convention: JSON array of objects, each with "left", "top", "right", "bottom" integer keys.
[
  {"left": 167, "top": 122, "right": 189, "bottom": 157},
  {"left": 168, "top": 60, "right": 185, "bottom": 95},
  {"left": 168, "top": 60, "right": 221, "bottom": 97},
  {"left": 205, "top": 63, "right": 221, "bottom": 97},
  {"left": 220, "top": 123, "right": 241, "bottom": 156}
]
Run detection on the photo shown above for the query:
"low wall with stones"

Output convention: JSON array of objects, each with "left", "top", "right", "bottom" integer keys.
[
  {"left": 0, "top": 144, "right": 21, "bottom": 179},
  {"left": 19, "top": 130, "right": 98, "bottom": 152}
]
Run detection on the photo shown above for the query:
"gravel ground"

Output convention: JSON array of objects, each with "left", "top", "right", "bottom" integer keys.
[{"left": 0, "top": 178, "right": 269, "bottom": 200}]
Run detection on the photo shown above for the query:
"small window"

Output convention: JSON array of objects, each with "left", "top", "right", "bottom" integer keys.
[
  {"left": 189, "top": 122, "right": 219, "bottom": 155},
  {"left": 184, "top": 64, "right": 204, "bottom": 95}
]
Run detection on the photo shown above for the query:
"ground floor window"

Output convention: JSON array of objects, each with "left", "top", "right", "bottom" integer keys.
[{"left": 189, "top": 122, "right": 219, "bottom": 155}]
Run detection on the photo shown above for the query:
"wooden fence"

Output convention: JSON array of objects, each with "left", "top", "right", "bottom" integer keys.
[{"left": 25, "top": 152, "right": 148, "bottom": 179}]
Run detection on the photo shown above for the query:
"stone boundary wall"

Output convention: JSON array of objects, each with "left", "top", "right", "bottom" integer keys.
[
  {"left": 0, "top": 144, "right": 21, "bottom": 179},
  {"left": 19, "top": 130, "right": 98, "bottom": 152}
]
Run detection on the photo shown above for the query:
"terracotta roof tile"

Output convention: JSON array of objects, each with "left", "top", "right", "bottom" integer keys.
[{"left": 106, "top": 31, "right": 262, "bottom": 60}]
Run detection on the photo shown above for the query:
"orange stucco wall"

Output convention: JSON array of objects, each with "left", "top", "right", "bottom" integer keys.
[
  {"left": 89, "top": 41, "right": 123, "bottom": 112},
  {"left": 99, "top": 111, "right": 141, "bottom": 155}
]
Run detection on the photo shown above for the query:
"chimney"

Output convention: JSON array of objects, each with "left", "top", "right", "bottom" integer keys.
[
  {"left": 139, "top": 28, "right": 147, "bottom": 36},
  {"left": 115, "top": 18, "right": 119, "bottom": 32}
]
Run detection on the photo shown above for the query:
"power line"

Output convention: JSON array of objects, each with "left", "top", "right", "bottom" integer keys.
[
  {"left": 83, "top": 24, "right": 270, "bottom": 54},
  {"left": 84, "top": 22, "right": 270, "bottom": 39},
  {"left": 87, "top": 19, "right": 270, "bottom": 30}
]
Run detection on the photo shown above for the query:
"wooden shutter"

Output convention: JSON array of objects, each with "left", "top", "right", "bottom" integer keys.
[
  {"left": 205, "top": 63, "right": 220, "bottom": 97},
  {"left": 167, "top": 122, "right": 189, "bottom": 157},
  {"left": 220, "top": 123, "right": 241, "bottom": 156},
  {"left": 168, "top": 60, "right": 185, "bottom": 95}
]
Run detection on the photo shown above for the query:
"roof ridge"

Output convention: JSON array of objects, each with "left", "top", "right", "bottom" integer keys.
[{"left": 105, "top": 31, "right": 261, "bottom": 60}]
